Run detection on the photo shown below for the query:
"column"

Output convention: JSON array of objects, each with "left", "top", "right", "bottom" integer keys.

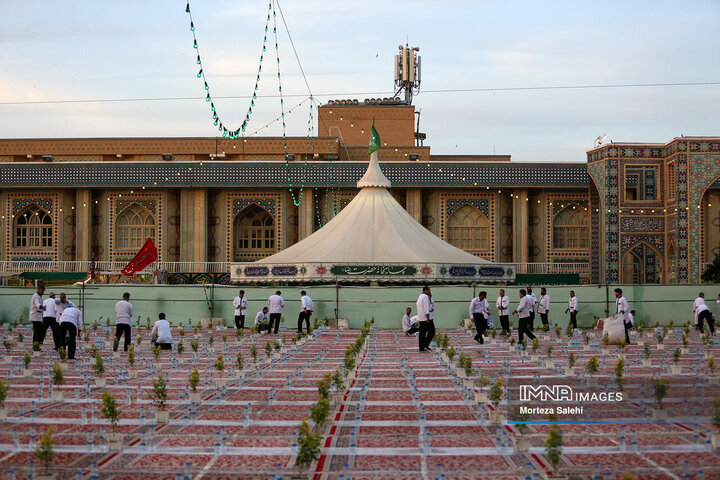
[
  {"left": 405, "top": 188, "right": 422, "bottom": 223},
  {"left": 180, "top": 189, "right": 208, "bottom": 262},
  {"left": 75, "top": 189, "right": 93, "bottom": 262},
  {"left": 298, "top": 188, "right": 314, "bottom": 240},
  {"left": 512, "top": 189, "right": 529, "bottom": 264}
]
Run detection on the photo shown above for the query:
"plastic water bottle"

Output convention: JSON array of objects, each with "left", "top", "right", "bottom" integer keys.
[
  {"left": 12, "top": 428, "right": 19, "bottom": 451},
  {"left": 86, "top": 429, "right": 94, "bottom": 452},
  {"left": 291, "top": 428, "right": 298, "bottom": 455}
]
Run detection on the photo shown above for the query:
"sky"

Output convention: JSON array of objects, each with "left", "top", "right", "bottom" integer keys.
[{"left": 1, "top": 0, "right": 719, "bottom": 162}]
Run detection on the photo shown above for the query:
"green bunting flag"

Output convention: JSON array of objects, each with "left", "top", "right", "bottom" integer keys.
[{"left": 368, "top": 121, "right": 381, "bottom": 155}]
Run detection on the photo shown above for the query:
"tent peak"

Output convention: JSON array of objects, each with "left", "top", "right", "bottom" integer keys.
[{"left": 356, "top": 151, "right": 391, "bottom": 188}]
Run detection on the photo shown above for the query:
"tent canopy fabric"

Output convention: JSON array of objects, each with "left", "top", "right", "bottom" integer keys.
[{"left": 257, "top": 151, "right": 490, "bottom": 266}]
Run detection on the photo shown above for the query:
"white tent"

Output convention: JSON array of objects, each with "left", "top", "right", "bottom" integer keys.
[{"left": 231, "top": 151, "right": 515, "bottom": 283}]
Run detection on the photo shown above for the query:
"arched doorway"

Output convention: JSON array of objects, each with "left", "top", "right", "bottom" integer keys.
[
  {"left": 621, "top": 243, "right": 663, "bottom": 284},
  {"left": 233, "top": 205, "right": 275, "bottom": 260}
]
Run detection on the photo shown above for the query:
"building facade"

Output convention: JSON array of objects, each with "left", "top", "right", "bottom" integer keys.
[{"left": 0, "top": 101, "right": 718, "bottom": 284}]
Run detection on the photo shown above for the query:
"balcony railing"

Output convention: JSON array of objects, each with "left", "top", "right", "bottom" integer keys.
[{"left": 0, "top": 260, "right": 588, "bottom": 276}]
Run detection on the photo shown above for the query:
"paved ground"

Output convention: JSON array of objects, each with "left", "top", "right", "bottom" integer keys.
[{"left": 0, "top": 322, "right": 718, "bottom": 479}]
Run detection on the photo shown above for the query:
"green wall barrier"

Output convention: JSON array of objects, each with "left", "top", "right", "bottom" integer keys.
[{"left": 0, "top": 283, "right": 717, "bottom": 330}]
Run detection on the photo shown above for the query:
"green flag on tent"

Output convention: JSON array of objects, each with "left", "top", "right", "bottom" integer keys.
[{"left": 368, "top": 121, "right": 381, "bottom": 155}]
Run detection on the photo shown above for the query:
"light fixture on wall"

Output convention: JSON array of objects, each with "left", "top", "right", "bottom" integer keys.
[{"left": 161, "top": 153, "right": 173, "bottom": 161}]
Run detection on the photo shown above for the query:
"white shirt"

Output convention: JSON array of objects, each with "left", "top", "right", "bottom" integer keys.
[
  {"left": 496, "top": 295, "right": 510, "bottom": 315},
  {"left": 627, "top": 312, "right": 634, "bottom": 325},
  {"left": 616, "top": 296, "right": 629, "bottom": 314},
  {"left": 301, "top": 295, "right": 314, "bottom": 312},
  {"left": 538, "top": 294, "right": 551, "bottom": 315},
  {"left": 516, "top": 296, "right": 532, "bottom": 318},
  {"left": 151, "top": 319, "right": 173, "bottom": 344},
  {"left": 528, "top": 293, "right": 537, "bottom": 312},
  {"left": 59, "top": 306, "right": 83, "bottom": 330},
  {"left": 115, "top": 300, "right": 134, "bottom": 325},
  {"left": 416, "top": 293, "right": 430, "bottom": 322},
  {"left": 254, "top": 311, "right": 268, "bottom": 325},
  {"left": 268, "top": 295, "right": 285, "bottom": 314},
  {"left": 42, "top": 298, "right": 57, "bottom": 318},
  {"left": 697, "top": 303, "right": 710, "bottom": 314},
  {"left": 429, "top": 298, "right": 435, "bottom": 321},
  {"left": 694, "top": 297, "right": 706, "bottom": 312},
  {"left": 469, "top": 297, "right": 488, "bottom": 317},
  {"left": 567, "top": 296, "right": 578, "bottom": 312},
  {"left": 402, "top": 314, "right": 418, "bottom": 332},
  {"left": 29, "top": 293, "right": 43, "bottom": 323},
  {"left": 233, "top": 296, "right": 248, "bottom": 316},
  {"left": 55, "top": 299, "right": 75, "bottom": 316}
]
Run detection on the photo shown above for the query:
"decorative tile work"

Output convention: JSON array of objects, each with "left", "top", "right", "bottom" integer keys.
[
  {"left": 621, "top": 234, "right": 664, "bottom": 257},
  {"left": 588, "top": 179, "right": 602, "bottom": 284},
  {"left": 439, "top": 192, "right": 495, "bottom": 261},
  {"left": 620, "top": 161, "right": 663, "bottom": 207},
  {"left": 333, "top": 192, "right": 357, "bottom": 215},
  {"left": 5, "top": 193, "right": 60, "bottom": 261},
  {"left": 545, "top": 194, "right": 590, "bottom": 260},
  {"left": 686, "top": 153, "right": 720, "bottom": 281},
  {"left": 224, "top": 192, "right": 283, "bottom": 263},
  {"left": 676, "top": 154, "right": 689, "bottom": 282},
  {"left": 620, "top": 216, "right": 664, "bottom": 232},
  {"left": 55, "top": 155, "right": 101, "bottom": 162},
  {"left": 107, "top": 193, "right": 163, "bottom": 262}
]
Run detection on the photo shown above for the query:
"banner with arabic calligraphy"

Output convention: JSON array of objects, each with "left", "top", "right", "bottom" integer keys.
[{"left": 330, "top": 265, "right": 417, "bottom": 276}]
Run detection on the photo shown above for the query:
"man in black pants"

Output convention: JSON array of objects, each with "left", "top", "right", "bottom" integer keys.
[
  {"left": 298, "top": 290, "right": 313, "bottom": 334},
  {"left": 512, "top": 289, "right": 536, "bottom": 344},
  {"left": 233, "top": 290, "right": 248, "bottom": 329},
  {"left": 267, "top": 291, "right": 285, "bottom": 334},
  {"left": 469, "top": 291, "right": 488, "bottom": 344},
  {"left": 30, "top": 285, "right": 45, "bottom": 347},
  {"left": 697, "top": 303, "right": 714, "bottom": 335},
  {"left": 527, "top": 287, "right": 536, "bottom": 331},
  {"left": 114, "top": 292, "right": 133, "bottom": 352},
  {"left": 416, "top": 286, "right": 432, "bottom": 351},
  {"left": 59, "top": 303, "right": 83, "bottom": 360}
]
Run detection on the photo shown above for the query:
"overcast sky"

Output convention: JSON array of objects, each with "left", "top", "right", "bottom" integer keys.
[{"left": 1, "top": 0, "right": 719, "bottom": 162}]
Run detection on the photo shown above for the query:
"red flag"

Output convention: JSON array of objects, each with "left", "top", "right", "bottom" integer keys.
[{"left": 121, "top": 238, "right": 158, "bottom": 276}]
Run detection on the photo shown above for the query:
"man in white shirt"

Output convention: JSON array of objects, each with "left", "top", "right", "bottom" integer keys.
[
  {"left": 512, "top": 289, "right": 536, "bottom": 344},
  {"left": 402, "top": 308, "right": 419, "bottom": 335},
  {"left": 298, "top": 290, "right": 314, "bottom": 334},
  {"left": 565, "top": 291, "right": 578, "bottom": 329},
  {"left": 59, "top": 302, "right": 82, "bottom": 360},
  {"left": 469, "top": 291, "right": 489, "bottom": 344},
  {"left": 267, "top": 291, "right": 284, "bottom": 334},
  {"left": 42, "top": 292, "right": 61, "bottom": 350},
  {"left": 114, "top": 292, "right": 133, "bottom": 352},
  {"left": 697, "top": 302, "right": 714, "bottom": 335},
  {"left": 151, "top": 313, "right": 173, "bottom": 350},
  {"left": 428, "top": 293, "right": 437, "bottom": 346},
  {"left": 693, "top": 292, "right": 706, "bottom": 330},
  {"left": 233, "top": 290, "right": 248, "bottom": 330},
  {"left": 416, "top": 286, "right": 432, "bottom": 351},
  {"left": 614, "top": 288, "right": 631, "bottom": 344},
  {"left": 55, "top": 293, "right": 75, "bottom": 316},
  {"left": 527, "top": 287, "right": 537, "bottom": 331},
  {"left": 496, "top": 289, "right": 510, "bottom": 335},
  {"left": 255, "top": 307, "right": 271, "bottom": 333},
  {"left": 537, "top": 287, "right": 551, "bottom": 328},
  {"left": 30, "top": 285, "right": 45, "bottom": 346}
]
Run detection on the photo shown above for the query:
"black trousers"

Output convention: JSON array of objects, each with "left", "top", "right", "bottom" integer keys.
[
  {"left": 42, "top": 317, "right": 60, "bottom": 349},
  {"left": 257, "top": 322, "right": 272, "bottom": 333},
  {"left": 624, "top": 321, "right": 632, "bottom": 344},
  {"left": 472, "top": 313, "right": 486, "bottom": 344},
  {"left": 152, "top": 341, "right": 172, "bottom": 350},
  {"left": 499, "top": 315, "right": 510, "bottom": 333},
  {"left": 269, "top": 313, "right": 281, "bottom": 334},
  {"left": 32, "top": 321, "right": 44, "bottom": 346},
  {"left": 518, "top": 317, "right": 536, "bottom": 344},
  {"left": 698, "top": 310, "right": 714, "bottom": 334},
  {"left": 297, "top": 311, "right": 312, "bottom": 333},
  {"left": 405, "top": 326, "right": 419, "bottom": 335},
  {"left": 540, "top": 313, "right": 549, "bottom": 327},
  {"left": 528, "top": 311, "right": 535, "bottom": 331},
  {"left": 418, "top": 320, "right": 436, "bottom": 350},
  {"left": 235, "top": 315, "right": 246, "bottom": 329},
  {"left": 569, "top": 311, "right": 578, "bottom": 329},
  {"left": 115, "top": 324, "right": 131, "bottom": 352},
  {"left": 59, "top": 322, "right": 77, "bottom": 359}
]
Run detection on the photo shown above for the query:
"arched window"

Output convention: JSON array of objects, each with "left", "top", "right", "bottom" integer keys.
[
  {"left": 234, "top": 205, "right": 275, "bottom": 260},
  {"left": 14, "top": 206, "right": 53, "bottom": 248},
  {"left": 116, "top": 204, "right": 156, "bottom": 250},
  {"left": 552, "top": 206, "right": 589, "bottom": 250},
  {"left": 446, "top": 205, "right": 489, "bottom": 251}
]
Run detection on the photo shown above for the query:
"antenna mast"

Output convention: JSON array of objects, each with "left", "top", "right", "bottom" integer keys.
[{"left": 394, "top": 45, "right": 421, "bottom": 105}]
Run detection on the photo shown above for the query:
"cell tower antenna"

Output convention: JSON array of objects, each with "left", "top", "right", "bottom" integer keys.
[{"left": 394, "top": 44, "right": 421, "bottom": 105}]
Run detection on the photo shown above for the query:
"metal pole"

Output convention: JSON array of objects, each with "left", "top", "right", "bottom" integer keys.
[{"left": 335, "top": 281, "right": 339, "bottom": 319}]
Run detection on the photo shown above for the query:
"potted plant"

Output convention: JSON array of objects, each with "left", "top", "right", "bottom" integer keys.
[
  {"left": 149, "top": 375, "right": 169, "bottom": 423},
  {"left": 531, "top": 338, "right": 540, "bottom": 361},
  {"left": 17, "top": 332, "right": 24, "bottom": 344},
  {"left": 475, "top": 375, "right": 492, "bottom": 403},
  {"left": 310, "top": 396, "right": 330, "bottom": 428},
  {"left": 447, "top": 345, "right": 456, "bottom": 363},
  {"left": 488, "top": 379, "right": 504, "bottom": 424},
  {"left": 273, "top": 340, "right": 282, "bottom": 358},
  {"left": 32, "top": 341, "right": 41, "bottom": 357},
  {"left": 250, "top": 344, "right": 258, "bottom": 364},
  {"left": 463, "top": 355, "right": 473, "bottom": 379},
  {"left": 332, "top": 371, "right": 344, "bottom": 404},
  {"left": 176, "top": 340, "right": 184, "bottom": 364},
  {"left": 152, "top": 344, "right": 161, "bottom": 363},
  {"left": 214, "top": 355, "right": 226, "bottom": 387},
  {"left": 235, "top": 328, "right": 244, "bottom": 343},
  {"left": 601, "top": 333, "right": 610, "bottom": 354},
  {"left": 51, "top": 362, "right": 64, "bottom": 401},
  {"left": 681, "top": 332, "right": 689, "bottom": 354},
  {"left": 93, "top": 353, "right": 106, "bottom": 387},
  {"left": 189, "top": 368, "right": 201, "bottom": 403},
  {"left": 236, "top": 351, "right": 244, "bottom": 378},
  {"left": 565, "top": 324, "right": 574, "bottom": 339},
  {"left": 582, "top": 331, "right": 590, "bottom": 351},
  {"left": 457, "top": 353, "right": 468, "bottom": 378},
  {"left": 3, "top": 340, "right": 12, "bottom": 363},
  {"left": 616, "top": 339, "right": 626, "bottom": 360},
  {"left": 112, "top": 336, "right": 120, "bottom": 357},
  {"left": 656, "top": 329, "right": 665, "bottom": 350},
  {"left": 642, "top": 344, "right": 652, "bottom": 367},
  {"left": 35, "top": 426, "right": 56, "bottom": 480},
  {"left": 651, "top": 377, "right": 668, "bottom": 421},
  {"left": 614, "top": 357, "right": 625, "bottom": 392},
  {"left": 222, "top": 333, "right": 227, "bottom": 344},
  {"left": 179, "top": 326, "right": 185, "bottom": 338},
  {"left": 208, "top": 335, "right": 215, "bottom": 351},
  {"left": 127, "top": 345, "right": 137, "bottom": 379},
  {"left": 264, "top": 342, "right": 272, "bottom": 359},
  {"left": 555, "top": 324, "right": 562, "bottom": 338},
  {"left": 294, "top": 419, "right": 322, "bottom": 476},
  {"left": 190, "top": 338, "right": 199, "bottom": 354},
  {"left": 711, "top": 395, "right": 720, "bottom": 448},
  {"left": 57, "top": 347, "right": 67, "bottom": 363},
  {"left": 0, "top": 378, "right": 9, "bottom": 420},
  {"left": 317, "top": 373, "right": 332, "bottom": 400},
  {"left": 512, "top": 404, "right": 531, "bottom": 452},
  {"left": 23, "top": 351, "right": 32, "bottom": 377},
  {"left": 544, "top": 419, "right": 564, "bottom": 478},
  {"left": 565, "top": 353, "right": 576, "bottom": 377},
  {"left": 709, "top": 356, "right": 717, "bottom": 382},
  {"left": 101, "top": 391, "right": 123, "bottom": 450},
  {"left": 584, "top": 355, "right": 599, "bottom": 386},
  {"left": 670, "top": 347, "right": 682, "bottom": 375}
]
